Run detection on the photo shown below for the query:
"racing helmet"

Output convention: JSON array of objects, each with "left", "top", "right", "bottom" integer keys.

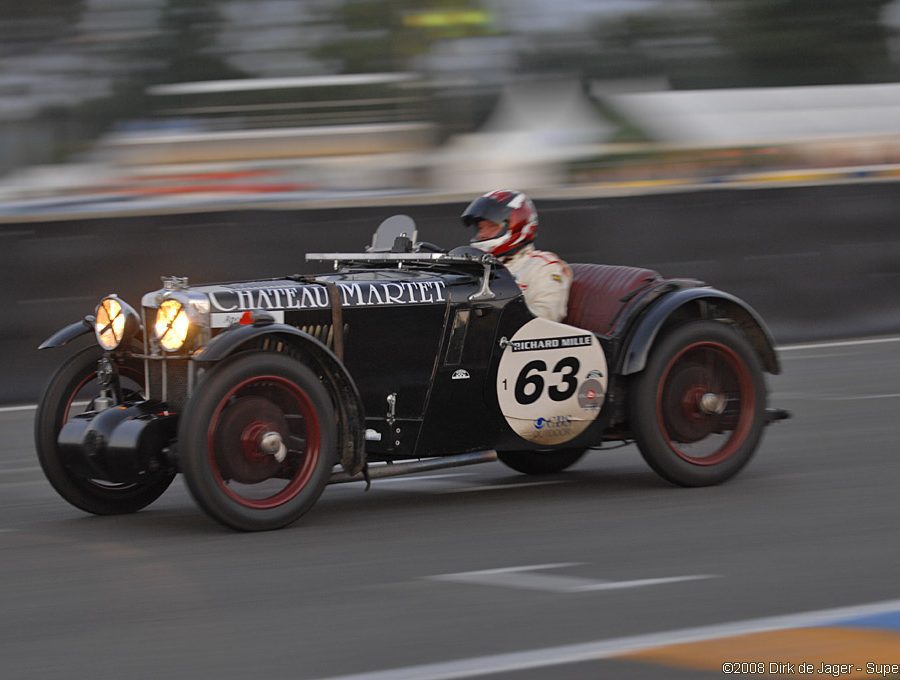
[{"left": 461, "top": 189, "right": 538, "bottom": 257}]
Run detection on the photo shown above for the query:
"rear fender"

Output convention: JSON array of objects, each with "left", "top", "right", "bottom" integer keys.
[
  {"left": 38, "top": 316, "right": 95, "bottom": 350},
  {"left": 619, "top": 288, "right": 780, "bottom": 375},
  {"left": 193, "top": 323, "right": 365, "bottom": 474}
]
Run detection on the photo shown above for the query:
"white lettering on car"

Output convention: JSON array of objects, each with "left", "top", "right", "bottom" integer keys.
[
  {"left": 207, "top": 280, "right": 449, "bottom": 312},
  {"left": 299, "top": 286, "right": 323, "bottom": 309},
  {"left": 339, "top": 282, "right": 366, "bottom": 306},
  {"left": 284, "top": 288, "right": 299, "bottom": 309},
  {"left": 366, "top": 285, "right": 384, "bottom": 306},
  {"left": 417, "top": 281, "right": 434, "bottom": 303},
  {"left": 208, "top": 291, "right": 238, "bottom": 312},
  {"left": 256, "top": 288, "right": 273, "bottom": 308},
  {"left": 237, "top": 290, "right": 254, "bottom": 310},
  {"left": 383, "top": 282, "right": 405, "bottom": 305}
]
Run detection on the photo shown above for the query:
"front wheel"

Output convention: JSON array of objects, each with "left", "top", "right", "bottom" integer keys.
[
  {"left": 629, "top": 321, "right": 766, "bottom": 487},
  {"left": 34, "top": 345, "right": 175, "bottom": 515},
  {"left": 497, "top": 449, "right": 586, "bottom": 475},
  {"left": 178, "top": 352, "right": 337, "bottom": 531}
]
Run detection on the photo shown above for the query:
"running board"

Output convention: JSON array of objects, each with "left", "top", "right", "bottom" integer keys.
[{"left": 329, "top": 449, "right": 498, "bottom": 485}]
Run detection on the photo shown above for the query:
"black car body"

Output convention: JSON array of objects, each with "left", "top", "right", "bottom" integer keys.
[{"left": 35, "top": 216, "right": 787, "bottom": 530}]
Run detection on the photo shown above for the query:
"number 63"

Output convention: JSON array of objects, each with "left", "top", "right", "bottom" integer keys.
[{"left": 510, "top": 357, "right": 580, "bottom": 405}]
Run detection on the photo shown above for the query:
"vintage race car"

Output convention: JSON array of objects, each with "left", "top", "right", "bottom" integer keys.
[{"left": 35, "top": 215, "right": 789, "bottom": 531}]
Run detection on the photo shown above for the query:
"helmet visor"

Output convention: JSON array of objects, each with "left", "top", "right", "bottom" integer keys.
[{"left": 461, "top": 197, "right": 511, "bottom": 228}]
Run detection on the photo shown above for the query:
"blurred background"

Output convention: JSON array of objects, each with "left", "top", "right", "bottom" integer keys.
[
  {"left": 5, "top": 0, "right": 900, "bottom": 209},
  {"left": 5, "top": 5, "right": 900, "bottom": 680},
  {"left": 6, "top": 0, "right": 900, "bottom": 396}
]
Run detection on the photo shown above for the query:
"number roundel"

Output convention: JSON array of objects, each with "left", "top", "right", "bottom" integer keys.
[{"left": 497, "top": 318, "right": 608, "bottom": 445}]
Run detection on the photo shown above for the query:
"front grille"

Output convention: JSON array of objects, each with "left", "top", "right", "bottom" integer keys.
[
  {"left": 146, "top": 358, "right": 191, "bottom": 411},
  {"left": 142, "top": 303, "right": 189, "bottom": 410}
]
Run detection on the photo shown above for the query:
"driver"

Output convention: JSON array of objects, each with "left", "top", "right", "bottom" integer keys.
[{"left": 462, "top": 190, "right": 572, "bottom": 322}]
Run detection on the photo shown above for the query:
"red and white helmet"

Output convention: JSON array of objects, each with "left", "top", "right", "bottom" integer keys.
[{"left": 461, "top": 189, "right": 538, "bottom": 257}]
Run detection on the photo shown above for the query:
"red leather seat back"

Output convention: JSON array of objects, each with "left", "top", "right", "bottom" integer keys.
[{"left": 564, "top": 264, "right": 661, "bottom": 335}]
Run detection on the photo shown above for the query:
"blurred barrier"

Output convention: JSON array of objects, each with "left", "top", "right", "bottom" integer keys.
[{"left": 5, "top": 181, "right": 900, "bottom": 404}]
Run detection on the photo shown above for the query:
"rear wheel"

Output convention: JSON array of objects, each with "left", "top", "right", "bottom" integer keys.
[
  {"left": 497, "top": 449, "right": 586, "bottom": 475},
  {"left": 178, "top": 352, "right": 337, "bottom": 531},
  {"left": 34, "top": 345, "right": 175, "bottom": 515},
  {"left": 629, "top": 321, "right": 766, "bottom": 486}
]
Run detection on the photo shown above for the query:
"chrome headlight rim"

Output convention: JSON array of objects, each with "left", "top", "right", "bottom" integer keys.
[
  {"left": 94, "top": 295, "right": 140, "bottom": 351},
  {"left": 153, "top": 292, "right": 207, "bottom": 353}
]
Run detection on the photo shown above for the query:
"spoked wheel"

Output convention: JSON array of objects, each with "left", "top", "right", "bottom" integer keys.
[
  {"left": 34, "top": 345, "right": 175, "bottom": 515},
  {"left": 498, "top": 449, "right": 586, "bottom": 475},
  {"left": 179, "top": 352, "right": 336, "bottom": 531},
  {"left": 630, "top": 321, "right": 766, "bottom": 486}
]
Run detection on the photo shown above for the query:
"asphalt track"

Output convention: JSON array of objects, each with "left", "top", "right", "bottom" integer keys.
[{"left": 2, "top": 337, "right": 900, "bottom": 679}]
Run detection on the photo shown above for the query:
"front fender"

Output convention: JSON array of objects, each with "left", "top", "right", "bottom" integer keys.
[
  {"left": 619, "top": 288, "right": 780, "bottom": 375},
  {"left": 193, "top": 323, "right": 366, "bottom": 475},
  {"left": 38, "top": 316, "right": 95, "bottom": 350}
]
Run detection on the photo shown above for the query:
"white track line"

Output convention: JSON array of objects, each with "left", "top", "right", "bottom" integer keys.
[
  {"left": 0, "top": 404, "right": 38, "bottom": 413},
  {"left": 572, "top": 575, "right": 717, "bottom": 592},
  {"left": 778, "top": 352, "right": 850, "bottom": 360},
  {"left": 435, "top": 563, "right": 581, "bottom": 575},
  {"left": 427, "top": 564, "right": 716, "bottom": 594},
  {"left": 821, "top": 393, "right": 900, "bottom": 401},
  {"left": 779, "top": 335, "right": 900, "bottom": 351},
  {"left": 311, "top": 597, "right": 900, "bottom": 680},
  {"left": 0, "top": 466, "right": 41, "bottom": 475}
]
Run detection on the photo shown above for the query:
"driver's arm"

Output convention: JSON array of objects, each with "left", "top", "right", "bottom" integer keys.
[{"left": 521, "top": 260, "right": 572, "bottom": 322}]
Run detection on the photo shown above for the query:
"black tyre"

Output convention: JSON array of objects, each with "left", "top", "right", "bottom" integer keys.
[
  {"left": 34, "top": 345, "right": 175, "bottom": 515},
  {"left": 178, "top": 352, "right": 337, "bottom": 531},
  {"left": 629, "top": 321, "right": 766, "bottom": 486},
  {"left": 497, "top": 449, "right": 586, "bottom": 475}
]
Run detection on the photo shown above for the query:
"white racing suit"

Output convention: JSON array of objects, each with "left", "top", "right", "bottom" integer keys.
[{"left": 502, "top": 245, "right": 572, "bottom": 322}]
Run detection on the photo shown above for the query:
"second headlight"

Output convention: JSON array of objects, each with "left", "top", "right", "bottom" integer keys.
[{"left": 154, "top": 298, "right": 190, "bottom": 351}]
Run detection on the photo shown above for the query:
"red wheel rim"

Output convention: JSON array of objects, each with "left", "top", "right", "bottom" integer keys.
[
  {"left": 655, "top": 341, "right": 755, "bottom": 466},
  {"left": 207, "top": 375, "right": 321, "bottom": 509},
  {"left": 63, "top": 373, "right": 95, "bottom": 423}
]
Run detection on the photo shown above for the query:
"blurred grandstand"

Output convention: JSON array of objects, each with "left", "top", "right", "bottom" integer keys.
[{"left": 4, "top": 0, "right": 900, "bottom": 214}]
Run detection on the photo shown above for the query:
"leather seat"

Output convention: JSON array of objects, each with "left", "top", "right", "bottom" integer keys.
[{"left": 563, "top": 263, "right": 661, "bottom": 336}]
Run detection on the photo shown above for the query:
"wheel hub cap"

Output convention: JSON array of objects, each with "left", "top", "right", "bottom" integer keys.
[
  {"left": 665, "top": 366, "right": 719, "bottom": 443},
  {"left": 215, "top": 396, "right": 289, "bottom": 483},
  {"left": 699, "top": 392, "right": 727, "bottom": 415},
  {"left": 259, "top": 431, "right": 287, "bottom": 462}
]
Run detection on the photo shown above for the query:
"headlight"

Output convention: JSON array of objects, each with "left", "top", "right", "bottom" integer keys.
[
  {"left": 94, "top": 295, "right": 139, "bottom": 350},
  {"left": 155, "top": 299, "right": 190, "bottom": 351}
]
